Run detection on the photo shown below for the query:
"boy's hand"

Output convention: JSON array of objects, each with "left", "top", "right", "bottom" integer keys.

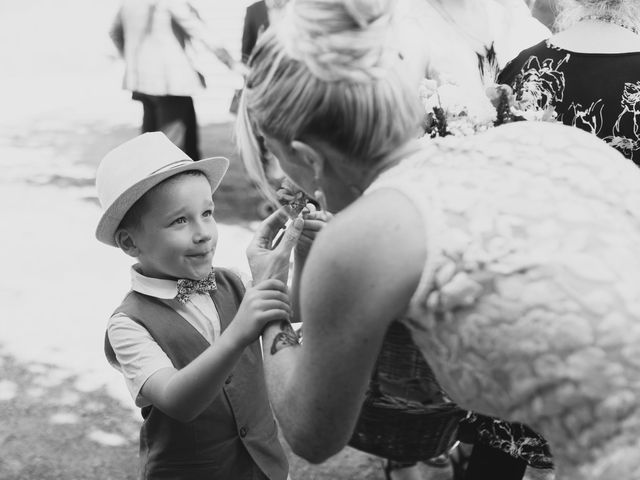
[
  {"left": 247, "top": 207, "right": 304, "bottom": 284},
  {"left": 229, "top": 279, "right": 290, "bottom": 346},
  {"left": 295, "top": 207, "right": 332, "bottom": 260}
]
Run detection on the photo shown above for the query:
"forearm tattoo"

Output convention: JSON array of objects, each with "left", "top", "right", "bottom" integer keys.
[{"left": 270, "top": 320, "right": 299, "bottom": 355}]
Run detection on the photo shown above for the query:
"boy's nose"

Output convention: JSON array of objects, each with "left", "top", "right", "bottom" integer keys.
[{"left": 193, "top": 222, "right": 213, "bottom": 243}]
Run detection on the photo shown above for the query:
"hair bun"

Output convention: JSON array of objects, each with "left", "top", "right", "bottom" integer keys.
[
  {"left": 276, "top": 0, "right": 400, "bottom": 82},
  {"left": 343, "top": 0, "right": 395, "bottom": 27}
]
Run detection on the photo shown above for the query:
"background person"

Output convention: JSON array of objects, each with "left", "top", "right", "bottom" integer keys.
[
  {"left": 109, "top": 0, "right": 245, "bottom": 159},
  {"left": 498, "top": 0, "right": 640, "bottom": 164},
  {"left": 396, "top": 0, "right": 550, "bottom": 115},
  {"left": 242, "top": 0, "right": 270, "bottom": 64}
]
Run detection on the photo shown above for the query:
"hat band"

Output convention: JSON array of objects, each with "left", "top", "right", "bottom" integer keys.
[{"left": 149, "top": 159, "right": 193, "bottom": 176}]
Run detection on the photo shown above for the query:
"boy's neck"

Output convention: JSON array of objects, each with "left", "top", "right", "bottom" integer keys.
[{"left": 134, "top": 264, "right": 181, "bottom": 282}]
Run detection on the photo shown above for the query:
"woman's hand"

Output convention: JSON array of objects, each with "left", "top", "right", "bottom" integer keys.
[
  {"left": 246, "top": 207, "right": 304, "bottom": 284},
  {"left": 295, "top": 206, "right": 332, "bottom": 261}
]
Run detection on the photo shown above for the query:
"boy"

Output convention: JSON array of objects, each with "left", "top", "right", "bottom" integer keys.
[{"left": 95, "top": 132, "right": 290, "bottom": 479}]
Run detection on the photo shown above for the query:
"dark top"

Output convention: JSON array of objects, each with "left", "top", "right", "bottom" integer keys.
[
  {"left": 242, "top": 1, "right": 269, "bottom": 64},
  {"left": 105, "top": 268, "right": 288, "bottom": 480},
  {"left": 498, "top": 39, "right": 640, "bottom": 164}
]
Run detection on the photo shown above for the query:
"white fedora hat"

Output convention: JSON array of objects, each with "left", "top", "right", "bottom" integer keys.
[{"left": 95, "top": 132, "right": 229, "bottom": 247}]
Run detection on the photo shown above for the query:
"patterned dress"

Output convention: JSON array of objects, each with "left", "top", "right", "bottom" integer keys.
[
  {"left": 365, "top": 121, "right": 640, "bottom": 480},
  {"left": 498, "top": 39, "right": 640, "bottom": 164}
]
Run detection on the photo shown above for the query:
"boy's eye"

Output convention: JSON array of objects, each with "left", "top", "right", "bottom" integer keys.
[
  {"left": 172, "top": 217, "right": 187, "bottom": 225},
  {"left": 203, "top": 209, "right": 213, "bottom": 217}
]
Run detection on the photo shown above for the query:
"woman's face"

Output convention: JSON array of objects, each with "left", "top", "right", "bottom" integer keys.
[{"left": 262, "top": 135, "right": 316, "bottom": 199}]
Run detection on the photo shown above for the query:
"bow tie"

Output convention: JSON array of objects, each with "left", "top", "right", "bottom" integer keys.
[{"left": 175, "top": 270, "right": 217, "bottom": 304}]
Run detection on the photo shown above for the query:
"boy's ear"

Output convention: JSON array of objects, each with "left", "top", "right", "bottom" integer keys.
[{"left": 115, "top": 229, "right": 140, "bottom": 258}]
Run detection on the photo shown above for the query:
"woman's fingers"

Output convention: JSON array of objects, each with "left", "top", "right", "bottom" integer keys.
[
  {"left": 248, "top": 206, "right": 290, "bottom": 251},
  {"left": 274, "top": 217, "right": 304, "bottom": 256}
]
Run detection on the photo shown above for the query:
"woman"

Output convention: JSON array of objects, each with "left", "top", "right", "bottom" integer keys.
[
  {"left": 498, "top": 0, "right": 640, "bottom": 163},
  {"left": 238, "top": 1, "right": 640, "bottom": 479},
  {"left": 396, "top": 0, "right": 550, "bottom": 120},
  {"left": 397, "top": 2, "right": 554, "bottom": 479}
]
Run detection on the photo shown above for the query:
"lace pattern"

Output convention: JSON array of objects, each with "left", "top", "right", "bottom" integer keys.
[{"left": 365, "top": 121, "right": 640, "bottom": 479}]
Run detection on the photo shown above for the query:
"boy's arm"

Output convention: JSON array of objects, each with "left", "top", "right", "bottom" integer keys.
[
  {"left": 141, "top": 279, "right": 290, "bottom": 423},
  {"left": 140, "top": 332, "right": 246, "bottom": 422}
]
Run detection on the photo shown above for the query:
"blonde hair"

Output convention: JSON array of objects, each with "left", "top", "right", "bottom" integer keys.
[
  {"left": 235, "top": 0, "right": 423, "bottom": 201},
  {"left": 555, "top": 0, "right": 640, "bottom": 30}
]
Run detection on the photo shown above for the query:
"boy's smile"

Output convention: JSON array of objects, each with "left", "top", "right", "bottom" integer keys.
[{"left": 130, "top": 173, "right": 218, "bottom": 281}]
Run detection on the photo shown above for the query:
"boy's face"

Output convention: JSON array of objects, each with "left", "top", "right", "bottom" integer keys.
[{"left": 131, "top": 173, "right": 218, "bottom": 281}]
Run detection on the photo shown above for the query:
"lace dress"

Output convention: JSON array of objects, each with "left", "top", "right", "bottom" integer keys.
[{"left": 365, "top": 121, "right": 640, "bottom": 480}]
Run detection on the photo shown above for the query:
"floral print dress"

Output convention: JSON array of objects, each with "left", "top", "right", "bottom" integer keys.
[
  {"left": 365, "top": 121, "right": 640, "bottom": 480},
  {"left": 498, "top": 39, "right": 640, "bottom": 164}
]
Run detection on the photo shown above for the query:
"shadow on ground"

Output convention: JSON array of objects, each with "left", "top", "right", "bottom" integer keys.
[{"left": 0, "top": 353, "right": 139, "bottom": 480}]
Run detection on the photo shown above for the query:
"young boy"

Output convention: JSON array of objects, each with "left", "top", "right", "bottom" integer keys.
[{"left": 95, "top": 132, "right": 291, "bottom": 480}]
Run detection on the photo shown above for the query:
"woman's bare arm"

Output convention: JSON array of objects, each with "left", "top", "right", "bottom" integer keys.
[{"left": 261, "top": 189, "right": 425, "bottom": 462}]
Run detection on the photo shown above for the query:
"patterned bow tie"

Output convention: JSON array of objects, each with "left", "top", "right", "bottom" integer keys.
[{"left": 175, "top": 270, "right": 217, "bottom": 304}]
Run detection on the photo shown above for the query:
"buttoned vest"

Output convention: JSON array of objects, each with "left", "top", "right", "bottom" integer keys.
[{"left": 105, "top": 268, "right": 288, "bottom": 480}]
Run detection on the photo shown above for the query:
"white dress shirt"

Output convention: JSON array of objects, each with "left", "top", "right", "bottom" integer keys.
[{"left": 108, "top": 266, "right": 221, "bottom": 407}]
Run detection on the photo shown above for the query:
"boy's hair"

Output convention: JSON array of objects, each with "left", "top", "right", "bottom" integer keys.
[
  {"left": 235, "top": 0, "right": 423, "bottom": 201},
  {"left": 118, "top": 170, "right": 207, "bottom": 233}
]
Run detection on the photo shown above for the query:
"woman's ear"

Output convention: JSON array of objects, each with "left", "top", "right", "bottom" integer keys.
[
  {"left": 290, "top": 140, "right": 325, "bottom": 180},
  {"left": 115, "top": 229, "right": 140, "bottom": 258}
]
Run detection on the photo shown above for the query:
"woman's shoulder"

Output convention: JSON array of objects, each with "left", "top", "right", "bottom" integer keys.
[
  {"left": 321, "top": 187, "right": 424, "bottom": 253},
  {"left": 306, "top": 187, "right": 426, "bottom": 300}
]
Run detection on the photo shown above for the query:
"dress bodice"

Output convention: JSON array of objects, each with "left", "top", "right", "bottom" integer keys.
[{"left": 365, "top": 121, "right": 640, "bottom": 479}]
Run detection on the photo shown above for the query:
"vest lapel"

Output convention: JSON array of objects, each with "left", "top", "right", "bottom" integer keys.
[{"left": 211, "top": 288, "right": 236, "bottom": 333}]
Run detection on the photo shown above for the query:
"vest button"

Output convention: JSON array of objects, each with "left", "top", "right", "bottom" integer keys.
[
  {"left": 225, "top": 375, "right": 233, "bottom": 385},
  {"left": 239, "top": 426, "right": 248, "bottom": 437}
]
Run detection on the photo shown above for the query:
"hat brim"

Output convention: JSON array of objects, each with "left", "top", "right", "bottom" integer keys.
[{"left": 96, "top": 156, "right": 229, "bottom": 247}]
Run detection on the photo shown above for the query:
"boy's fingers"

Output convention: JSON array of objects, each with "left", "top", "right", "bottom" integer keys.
[
  {"left": 252, "top": 278, "right": 288, "bottom": 291},
  {"left": 256, "top": 291, "right": 290, "bottom": 304},
  {"left": 258, "top": 300, "right": 291, "bottom": 314}
]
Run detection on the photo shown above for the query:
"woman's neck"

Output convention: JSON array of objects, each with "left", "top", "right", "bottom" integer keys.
[
  {"left": 359, "top": 139, "right": 424, "bottom": 191},
  {"left": 551, "top": 20, "right": 640, "bottom": 53},
  {"left": 319, "top": 139, "right": 423, "bottom": 212}
]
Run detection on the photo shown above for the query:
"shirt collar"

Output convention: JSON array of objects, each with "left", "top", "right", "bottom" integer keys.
[{"left": 130, "top": 265, "right": 179, "bottom": 300}]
